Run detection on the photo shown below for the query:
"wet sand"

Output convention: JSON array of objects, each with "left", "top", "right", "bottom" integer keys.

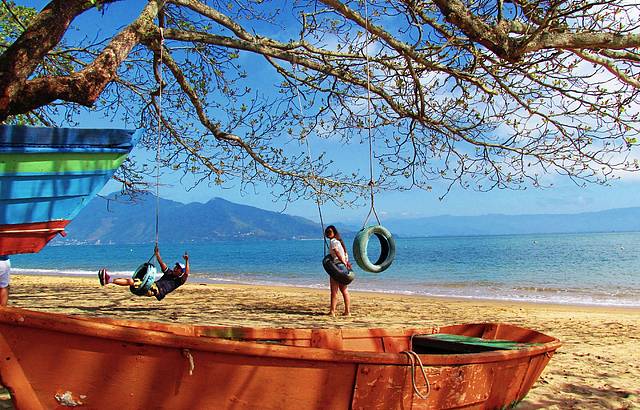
[{"left": 2, "top": 274, "right": 639, "bottom": 409}]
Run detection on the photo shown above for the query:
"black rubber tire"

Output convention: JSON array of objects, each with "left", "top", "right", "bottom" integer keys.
[{"left": 322, "top": 254, "right": 355, "bottom": 285}]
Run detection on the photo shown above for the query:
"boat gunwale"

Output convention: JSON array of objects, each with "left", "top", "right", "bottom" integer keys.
[
  {"left": 0, "top": 147, "right": 135, "bottom": 154},
  {"left": 0, "top": 126, "right": 140, "bottom": 151},
  {"left": 0, "top": 306, "right": 562, "bottom": 367}
]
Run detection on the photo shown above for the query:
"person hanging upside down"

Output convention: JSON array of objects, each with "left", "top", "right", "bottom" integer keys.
[{"left": 98, "top": 246, "right": 189, "bottom": 301}]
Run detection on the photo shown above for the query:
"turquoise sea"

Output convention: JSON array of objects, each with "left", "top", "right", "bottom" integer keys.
[{"left": 10, "top": 231, "right": 640, "bottom": 307}]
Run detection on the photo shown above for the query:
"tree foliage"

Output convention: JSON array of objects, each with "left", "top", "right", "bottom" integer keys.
[{"left": 1, "top": 0, "right": 640, "bottom": 203}]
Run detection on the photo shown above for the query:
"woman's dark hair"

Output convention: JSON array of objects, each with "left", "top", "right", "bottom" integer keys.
[{"left": 325, "top": 225, "right": 347, "bottom": 255}]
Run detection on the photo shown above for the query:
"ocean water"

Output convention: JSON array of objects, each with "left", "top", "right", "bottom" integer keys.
[{"left": 10, "top": 231, "right": 640, "bottom": 307}]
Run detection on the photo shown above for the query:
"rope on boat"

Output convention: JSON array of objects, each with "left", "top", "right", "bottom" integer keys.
[
  {"left": 401, "top": 351, "right": 430, "bottom": 400},
  {"left": 182, "top": 348, "right": 195, "bottom": 376}
]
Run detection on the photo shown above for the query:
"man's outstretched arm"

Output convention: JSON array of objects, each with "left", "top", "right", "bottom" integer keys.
[{"left": 155, "top": 245, "right": 168, "bottom": 272}]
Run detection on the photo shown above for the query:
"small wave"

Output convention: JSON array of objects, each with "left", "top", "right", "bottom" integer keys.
[
  {"left": 12, "top": 268, "right": 640, "bottom": 307},
  {"left": 13, "top": 268, "right": 133, "bottom": 277}
]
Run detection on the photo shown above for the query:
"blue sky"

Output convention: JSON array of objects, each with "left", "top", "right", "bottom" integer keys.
[{"left": 20, "top": 0, "right": 640, "bottom": 223}]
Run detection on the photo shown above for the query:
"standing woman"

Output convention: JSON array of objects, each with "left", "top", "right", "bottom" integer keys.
[
  {"left": 325, "top": 225, "right": 352, "bottom": 316},
  {"left": 0, "top": 255, "right": 10, "bottom": 306}
]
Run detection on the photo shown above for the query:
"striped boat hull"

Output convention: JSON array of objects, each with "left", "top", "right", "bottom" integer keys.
[{"left": 0, "top": 125, "right": 139, "bottom": 255}]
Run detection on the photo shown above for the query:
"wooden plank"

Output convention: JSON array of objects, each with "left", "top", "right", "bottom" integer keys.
[
  {"left": 353, "top": 363, "right": 493, "bottom": 410},
  {"left": 484, "top": 361, "right": 529, "bottom": 407},
  {"left": 382, "top": 336, "right": 411, "bottom": 353},
  {"left": 481, "top": 323, "right": 499, "bottom": 339},
  {"left": 352, "top": 364, "right": 413, "bottom": 410},
  {"left": 0, "top": 221, "right": 68, "bottom": 255},
  {"left": 412, "top": 364, "right": 492, "bottom": 409},
  {"left": 0, "top": 323, "right": 358, "bottom": 409},
  {"left": 0, "top": 325, "right": 46, "bottom": 410},
  {"left": 0, "top": 153, "right": 127, "bottom": 174},
  {"left": 310, "top": 329, "right": 343, "bottom": 349},
  {"left": 516, "top": 352, "right": 553, "bottom": 400}
]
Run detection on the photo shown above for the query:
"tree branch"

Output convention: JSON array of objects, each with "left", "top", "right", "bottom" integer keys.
[{"left": 0, "top": 0, "right": 160, "bottom": 120}]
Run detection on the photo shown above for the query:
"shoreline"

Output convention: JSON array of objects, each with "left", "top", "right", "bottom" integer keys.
[
  {"left": 3, "top": 274, "right": 639, "bottom": 409},
  {"left": 10, "top": 270, "right": 640, "bottom": 309}
]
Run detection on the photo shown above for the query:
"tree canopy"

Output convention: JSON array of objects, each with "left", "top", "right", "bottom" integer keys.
[{"left": 1, "top": 0, "right": 639, "bottom": 203}]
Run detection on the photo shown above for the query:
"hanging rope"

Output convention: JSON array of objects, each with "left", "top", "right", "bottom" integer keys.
[
  {"left": 351, "top": 0, "right": 397, "bottom": 274},
  {"left": 362, "top": 0, "right": 380, "bottom": 228},
  {"left": 293, "top": 64, "right": 328, "bottom": 255},
  {"left": 154, "top": 25, "right": 164, "bottom": 249}
]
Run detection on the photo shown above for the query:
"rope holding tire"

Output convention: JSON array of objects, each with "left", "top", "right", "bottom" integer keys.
[
  {"left": 353, "top": 225, "right": 396, "bottom": 273},
  {"left": 130, "top": 262, "right": 157, "bottom": 296}
]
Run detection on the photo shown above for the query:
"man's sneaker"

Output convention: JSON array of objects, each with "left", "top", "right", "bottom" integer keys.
[{"left": 98, "top": 269, "right": 110, "bottom": 286}]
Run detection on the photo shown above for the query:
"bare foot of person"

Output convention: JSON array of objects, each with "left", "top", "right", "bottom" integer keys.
[
  {"left": 342, "top": 312, "right": 350, "bottom": 317},
  {"left": 328, "top": 310, "right": 336, "bottom": 317}
]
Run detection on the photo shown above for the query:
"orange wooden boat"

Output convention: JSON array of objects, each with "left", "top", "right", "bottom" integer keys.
[{"left": 0, "top": 306, "right": 560, "bottom": 409}]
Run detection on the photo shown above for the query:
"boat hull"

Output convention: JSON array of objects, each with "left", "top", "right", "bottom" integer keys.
[
  {"left": 0, "top": 307, "right": 561, "bottom": 409},
  {"left": 0, "top": 221, "right": 69, "bottom": 254},
  {"left": 0, "top": 126, "right": 139, "bottom": 255}
]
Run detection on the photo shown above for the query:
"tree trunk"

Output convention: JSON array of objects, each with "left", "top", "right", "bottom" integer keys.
[{"left": 0, "top": 0, "right": 159, "bottom": 123}]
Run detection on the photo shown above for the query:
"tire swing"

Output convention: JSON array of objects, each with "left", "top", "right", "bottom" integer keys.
[
  {"left": 353, "top": 225, "right": 396, "bottom": 273},
  {"left": 130, "top": 262, "right": 158, "bottom": 296},
  {"left": 129, "top": 27, "right": 164, "bottom": 297},
  {"left": 351, "top": 23, "right": 396, "bottom": 274},
  {"left": 322, "top": 254, "right": 355, "bottom": 285}
]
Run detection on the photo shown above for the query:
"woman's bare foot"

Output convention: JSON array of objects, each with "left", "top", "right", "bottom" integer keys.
[
  {"left": 328, "top": 310, "right": 336, "bottom": 317},
  {"left": 342, "top": 311, "right": 350, "bottom": 317}
]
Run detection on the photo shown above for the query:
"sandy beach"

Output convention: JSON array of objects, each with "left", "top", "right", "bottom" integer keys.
[{"left": 1, "top": 274, "right": 639, "bottom": 409}]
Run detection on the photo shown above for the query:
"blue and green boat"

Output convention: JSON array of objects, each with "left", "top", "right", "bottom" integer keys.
[{"left": 0, "top": 125, "right": 139, "bottom": 254}]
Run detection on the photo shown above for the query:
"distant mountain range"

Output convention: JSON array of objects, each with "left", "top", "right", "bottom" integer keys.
[
  {"left": 58, "top": 193, "right": 323, "bottom": 244},
  {"left": 57, "top": 194, "right": 640, "bottom": 244}
]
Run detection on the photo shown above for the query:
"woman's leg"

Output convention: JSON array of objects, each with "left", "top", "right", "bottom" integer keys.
[
  {"left": 0, "top": 286, "right": 8, "bottom": 306},
  {"left": 329, "top": 278, "right": 339, "bottom": 316},
  {"left": 339, "top": 284, "right": 351, "bottom": 316},
  {"left": 0, "top": 260, "right": 10, "bottom": 305}
]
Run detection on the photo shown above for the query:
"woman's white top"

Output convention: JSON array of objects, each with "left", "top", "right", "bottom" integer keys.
[
  {"left": 0, "top": 257, "right": 10, "bottom": 288},
  {"left": 330, "top": 238, "right": 349, "bottom": 264}
]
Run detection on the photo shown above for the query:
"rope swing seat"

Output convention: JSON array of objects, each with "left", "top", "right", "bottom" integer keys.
[
  {"left": 130, "top": 262, "right": 157, "bottom": 296},
  {"left": 353, "top": 224, "right": 396, "bottom": 273}
]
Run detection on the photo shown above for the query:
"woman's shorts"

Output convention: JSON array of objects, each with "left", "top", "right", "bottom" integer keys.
[{"left": 0, "top": 258, "right": 11, "bottom": 288}]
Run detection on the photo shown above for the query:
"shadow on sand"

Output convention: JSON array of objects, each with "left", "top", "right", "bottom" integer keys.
[{"left": 518, "top": 382, "right": 638, "bottom": 409}]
